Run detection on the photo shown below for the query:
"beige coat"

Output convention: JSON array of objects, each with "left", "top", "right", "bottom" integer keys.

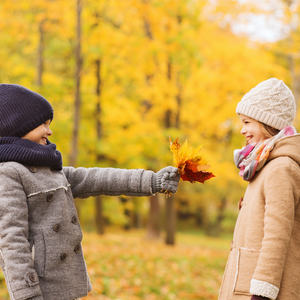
[{"left": 218, "top": 134, "right": 300, "bottom": 300}]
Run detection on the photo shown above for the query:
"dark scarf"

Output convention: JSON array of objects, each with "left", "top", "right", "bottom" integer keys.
[{"left": 0, "top": 137, "right": 63, "bottom": 170}]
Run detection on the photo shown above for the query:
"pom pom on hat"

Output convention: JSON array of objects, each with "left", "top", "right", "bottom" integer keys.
[
  {"left": 0, "top": 84, "right": 53, "bottom": 138},
  {"left": 236, "top": 78, "right": 296, "bottom": 130}
]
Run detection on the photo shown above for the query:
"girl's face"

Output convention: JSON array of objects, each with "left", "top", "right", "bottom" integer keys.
[
  {"left": 22, "top": 119, "right": 52, "bottom": 145},
  {"left": 239, "top": 114, "right": 266, "bottom": 144}
]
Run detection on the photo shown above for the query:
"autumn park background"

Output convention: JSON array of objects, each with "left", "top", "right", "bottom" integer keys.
[{"left": 0, "top": 0, "right": 300, "bottom": 299}]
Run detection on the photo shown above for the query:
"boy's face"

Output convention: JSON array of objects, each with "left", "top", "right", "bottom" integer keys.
[
  {"left": 239, "top": 114, "right": 265, "bottom": 144},
  {"left": 22, "top": 119, "right": 52, "bottom": 145}
]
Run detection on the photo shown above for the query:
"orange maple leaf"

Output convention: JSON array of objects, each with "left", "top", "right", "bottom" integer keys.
[{"left": 169, "top": 137, "right": 215, "bottom": 184}]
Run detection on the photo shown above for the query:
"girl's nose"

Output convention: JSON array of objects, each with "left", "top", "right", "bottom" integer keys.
[{"left": 240, "top": 127, "right": 246, "bottom": 135}]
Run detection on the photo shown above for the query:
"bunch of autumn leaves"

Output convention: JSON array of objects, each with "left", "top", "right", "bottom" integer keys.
[{"left": 169, "top": 137, "right": 215, "bottom": 185}]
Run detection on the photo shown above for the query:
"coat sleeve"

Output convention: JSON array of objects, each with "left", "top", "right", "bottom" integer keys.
[
  {"left": 62, "top": 166, "right": 155, "bottom": 198},
  {"left": 250, "top": 163, "right": 300, "bottom": 300},
  {"left": 0, "top": 166, "right": 43, "bottom": 300}
]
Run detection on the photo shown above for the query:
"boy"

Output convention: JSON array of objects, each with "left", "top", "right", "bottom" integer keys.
[{"left": 0, "top": 84, "right": 180, "bottom": 300}]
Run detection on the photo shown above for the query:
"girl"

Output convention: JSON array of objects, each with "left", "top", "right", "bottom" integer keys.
[
  {"left": 218, "top": 78, "right": 300, "bottom": 300},
  {"left": 0, "top": 84, "right": 180, "bottom": 300}
]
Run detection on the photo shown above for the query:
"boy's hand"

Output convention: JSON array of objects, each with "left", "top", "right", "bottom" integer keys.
[{"left": 152, "top": 166, "right": 180, "bottom": 194}]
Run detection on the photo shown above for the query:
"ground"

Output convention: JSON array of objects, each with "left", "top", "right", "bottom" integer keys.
[{"left": 0, "top": 229, "right": 231, "bottom": 300}]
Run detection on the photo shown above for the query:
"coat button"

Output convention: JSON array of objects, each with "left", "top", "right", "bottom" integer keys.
[
  {"left": 74, "top": 244, "right": 81, "bottom": 254},
  {"left": 71, "top": 216, "right": 78, "bottom": 225},
  {"left": 60, "top": 252, "right": 67, "bottom": 261},
  {"left": 53, "top": 224, "right": 61, "bottom": 232},
  {"left": 29, "top": 166, "right": 37, "bottom": 173},
  {"left": 47, "top": 193, "right": 54, "bottom": 202},
  {"left": 29, "top": 273, "right": 37, "bottom": 282}
]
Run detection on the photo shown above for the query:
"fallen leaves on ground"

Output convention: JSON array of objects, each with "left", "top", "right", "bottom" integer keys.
[
  {"left": 83, "top": 230, "right": 229, "bottom": 300},
  {"left": 0, "top": 230, "right": 229, "bottom": 300}
]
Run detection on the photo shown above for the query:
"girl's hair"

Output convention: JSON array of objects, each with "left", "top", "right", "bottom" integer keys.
[{"left": 259, "top": 123, "right": 280, "bottom": 139}]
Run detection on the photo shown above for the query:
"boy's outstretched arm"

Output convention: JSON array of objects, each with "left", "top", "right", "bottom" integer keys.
[{"left": 62, "top": 166, "right": 180, "bottom": 199}]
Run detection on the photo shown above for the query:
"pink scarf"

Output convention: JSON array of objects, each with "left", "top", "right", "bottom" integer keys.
[{"left": 234, "top": 126, "right": 297, "bottom": 181}]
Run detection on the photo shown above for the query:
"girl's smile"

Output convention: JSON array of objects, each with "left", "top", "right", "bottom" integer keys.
[
  {"left": 21, "top": 119, "right": 52, "bottom": 145},
  {"left": 239, "top": 114, "right": 265, "bottom": 144}
]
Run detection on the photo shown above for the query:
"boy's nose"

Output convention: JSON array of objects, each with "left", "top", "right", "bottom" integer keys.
[{"left": 47, "top": 128, "right": 53, "bottom": 136}]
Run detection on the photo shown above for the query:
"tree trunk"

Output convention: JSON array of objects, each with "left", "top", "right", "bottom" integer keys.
[
  {"left": 214, "top": 197, "right": 227, "bottom": 236},
  {"left": 164, "top": 57, "right": 176, "bottom": 245},
  {"left": 36, "top": 20, "right": 45, "bottom": 87},
  {"left": 165, "top": 58, "right": 172, "bottom": 128},
  {"left": 69, "top": 0, "right": 82, "bottom": 167},
  {"left": 165, "top": 196, "right": 176, "bottom": 245},
  {"left": 132, "top": 198, "right": 142, "bottom": 229},
  {"left": 141, "top": 4, "right": 161, "bottom": 239},
  {"left": 175, "top": 16, "right": 182, "bottom": 130},
  {"left": 175, "top": 77, "right": 182, "bottom": 129},
  {"left": 69, "top": 0, "right": 82, "bottom": 218},
  {"left": 119, "top": 196, "right": 131, "bottom": 230},
  {"left": 94, "top": 58, "right": 106, "bottom": 235},
  {"left": 165, "top": 110, "right": 172, "bottom": 129},
  {"left": 95, "top": 59, "right": 102, "bottom": 141},
  {"left": 288, "top": 54, "right": 300, "bottom": 107},
  {"left": 146, "top": 193, "right": 161, "bottom": 239},
  {"left": 95, "top": 196, "right": 105, "bottom": 235},
  {"left": 134, "top": 211, "right": 142, "bottom": 229}
]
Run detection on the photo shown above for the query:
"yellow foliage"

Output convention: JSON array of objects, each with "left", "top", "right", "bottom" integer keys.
[{"left": 0, "top": 0, "right": 295, "bottom": 220}]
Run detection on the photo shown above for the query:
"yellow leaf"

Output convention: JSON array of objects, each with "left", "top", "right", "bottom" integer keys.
[{"left": 169, "top": 137, "right": 215, "bottom": 184}]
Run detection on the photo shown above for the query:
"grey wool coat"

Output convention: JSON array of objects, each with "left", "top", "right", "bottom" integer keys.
[{"left": 0, "top": 162, "right": 154, "bottom": 300}]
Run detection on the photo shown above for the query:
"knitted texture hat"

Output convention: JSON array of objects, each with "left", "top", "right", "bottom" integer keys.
[
  {"left": 236, "top": 78, "right": 296, "bottom": 130},
  {"left": 0, "top": 84, "right": 53, "bottom": 137}
]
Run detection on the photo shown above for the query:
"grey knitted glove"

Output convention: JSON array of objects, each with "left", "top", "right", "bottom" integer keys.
[
  {"left": 26, "top": 295, "right": 43, "bottom": 300},
  {"left": 152, "top": 166, "right": 180, "bottom": 194}
]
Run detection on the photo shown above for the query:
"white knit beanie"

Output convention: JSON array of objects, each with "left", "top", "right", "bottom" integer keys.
[{"left": 236, "top": 78, "right": 296, "bottom": 130}]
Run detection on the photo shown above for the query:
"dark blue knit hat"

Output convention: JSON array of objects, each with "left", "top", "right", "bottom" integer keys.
[{"left": 0, "top": 84, "right": 53, "bottom": 138}]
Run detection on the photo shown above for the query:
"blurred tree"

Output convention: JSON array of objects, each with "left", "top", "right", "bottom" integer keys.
[
  {"left": 271, "top": 0, "right": 300, "bottom": 128},
  {"left": 146, "top": 194, "right": 161, "bottom": 239},
  {"left": 69, "top": 0, "right": 82, "bottom": 167},
  {"left": 36, "top": 19, "right": 45, "bottom": 86},
  {"left": 141, "top": 0, "right": 162, "bottom": 240},
  {"left": 94, "top": 58, "right": 105, "bottom": 235},
  {"left": 0, "top": 0, "right": 292, "bottom": 238}
]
